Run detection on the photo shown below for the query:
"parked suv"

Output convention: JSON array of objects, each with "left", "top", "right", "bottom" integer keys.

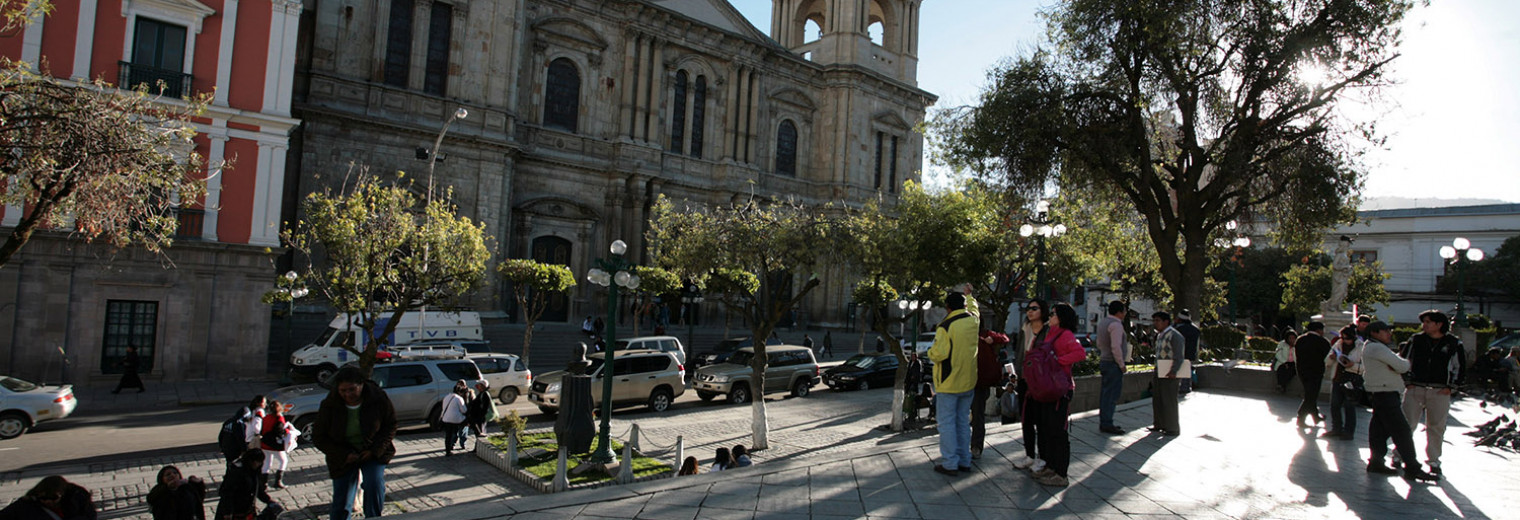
[
  {"left": 469, "top": 353, "right": 531, "bottom": 404},
  {"left": 692, "top": 336, "right": 782, "bottom": 369},
  {"left": 692, "top": 345, "right": 820, "bottom": 404},
  {"left": 271, "top": 356, "right": 483, "bottom": 442},
  {"left": 615, "top": 336, "right": 687, "bottom": 366},
  {"left": 527, "top": 350, "right": 685, "bottom": 415}
]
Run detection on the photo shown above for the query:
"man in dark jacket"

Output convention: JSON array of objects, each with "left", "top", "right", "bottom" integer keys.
[
  {"left": 1173, "top": 311, "right": 1200, "bottom": 395},
  {"left": 1397, "top": 310, "right": 1465, "bottom": 477},
  {"left": 312, "top": 367, "right": 398, "bottom": 520},
  {"left": 1294, "top": 322, "right": 1332, "bottom": 428}
]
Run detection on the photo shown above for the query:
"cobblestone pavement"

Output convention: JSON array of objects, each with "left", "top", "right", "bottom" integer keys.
[{"left": 6, "top": 385, "right": 1518, "bottom": 520}]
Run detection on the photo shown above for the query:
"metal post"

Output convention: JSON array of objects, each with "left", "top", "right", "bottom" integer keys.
[
  {"left": 1228, "top": 258, "right": 1237, "bottom": 325},
  {"left": 1035, "top": 237, "right": 1047, "bottom": 300},
  {"left": 590, "top": 280, "right": 619, "bottom": 464},
  {"left": 1456, "top": 257, "right": 1468, "bottom": 329}
]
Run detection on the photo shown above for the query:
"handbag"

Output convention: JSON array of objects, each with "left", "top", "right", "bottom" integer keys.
[{"left": 1156, "top": 359, "right": 1191, "bottom": 379}]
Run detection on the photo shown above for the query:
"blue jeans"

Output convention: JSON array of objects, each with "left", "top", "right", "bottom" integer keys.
[
  {"left": 935, "top": 389, "right": 974, "bottom": 469},
  {"left": 330, "top": 459, "right": 386, "bottom": 520},
  {"left": 1329, "top": 382, "right": 1358, "bottom": 435},
  {"left": 1099, "top": 361, "right": 1123, "bottom": 428}
]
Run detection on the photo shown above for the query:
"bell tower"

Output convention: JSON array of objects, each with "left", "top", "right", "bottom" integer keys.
[{"left": 771, "top": 0, "right": 922, "bottom": 85}]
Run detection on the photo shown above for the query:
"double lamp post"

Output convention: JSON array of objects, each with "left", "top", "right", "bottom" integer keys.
[
  {"left": 1439, "top": 237, "right": 1484, "bottom": 329},
  {"left": 584, "top": 239, "right": 641, "bottom": 464}
]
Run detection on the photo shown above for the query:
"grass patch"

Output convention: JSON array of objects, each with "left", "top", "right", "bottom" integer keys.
[{"left": 486, "top": 432, "right": 672, "bottom": 485}]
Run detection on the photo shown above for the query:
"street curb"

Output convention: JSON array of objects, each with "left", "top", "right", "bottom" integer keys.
[{"left": 391, "top": 397, "right": 1157, "bottom": 520}]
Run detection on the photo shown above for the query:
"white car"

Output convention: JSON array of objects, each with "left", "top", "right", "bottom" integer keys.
[
  {"left": 0, "top": 376, "right": 77, "bottom": 439},
  {"left": 468, "top": 353, "right": 532, "bottom": 404}
]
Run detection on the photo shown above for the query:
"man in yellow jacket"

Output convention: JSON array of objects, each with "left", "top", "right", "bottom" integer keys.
[{"left": 929, "top": 291, "right": 980, "bottom": 475}]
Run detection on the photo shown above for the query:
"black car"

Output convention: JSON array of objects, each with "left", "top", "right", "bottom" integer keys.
[
  {"left": 693, "top": 336, "right": 783, "bottom": 369},
  {"left": 824, "top": 353, "right": 899, "bottom": 391}
]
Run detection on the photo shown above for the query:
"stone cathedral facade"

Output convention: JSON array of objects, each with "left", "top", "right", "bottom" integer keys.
[{"left": 289, "top": 0, "right": 933, "bottom": 326}]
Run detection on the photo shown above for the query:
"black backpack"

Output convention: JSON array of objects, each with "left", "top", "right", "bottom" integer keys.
[
  {"left": 260, "top": 418, "right": 288, "bottom": 451},
  {"left": 219, "top": 410, "right": 251, "bottom": 461}
]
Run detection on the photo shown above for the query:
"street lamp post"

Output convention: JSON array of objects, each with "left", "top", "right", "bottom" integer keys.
[
  {"left": 1439, "top": 237, "right": 1485, "bottom": 329},
  {"left": 277, "top": 271, "right": 308, "bottom": 385},
  {"left": 585, "top": 240, "right": 640, "bottom": 465},
  {"left": 1221, "top": 221, "right": 1252, "bottom": 325},
  {"left": 1019, "top": 200, "right": 1066, "bottom": 300},
  {"left": 896, "top": 299, "right": 932, "bottom": 353}
]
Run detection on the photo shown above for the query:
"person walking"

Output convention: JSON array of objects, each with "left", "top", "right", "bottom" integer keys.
[
  {"left": 467, "top": 381, "right": 497, "bottom": 439},
  {"left": 311, "top": 367, "right": 398, "bottom": 520},
  {"left": 821, "top": 331, "right": 833, "bottom": 359},
  {"left": 1322, "top": 326, "right": 1363, "bottom": 441},
  {"left": 258, "top": 400, "right": 291, "bottom": 491},
  {"left": 1362, "top": 321, "right": 1439, "bottom": 482},
  {"left": 112, "top": 346, "right": 146, "bottom": 394},
  {"left": 1398, "top": 310, "right": 1465, "bottom": 477},
  {"left": 1273, "top": 329, "right": 1298, "bottom": 393},
  {"left": 1011, "top": 300, "right": 1049, "bottom": 474},
  {"left": 928, "top": 291, "right": 979, "bottom": 476},
  {"left": 1173, "top": 311, "right": 1200, "bottom": 396},
  {"left": 2, "top": 476, "right": 96, "bottom": 520},
  {"left": 1024, "top": 303, "right": 1087, "bottom": 487},
  {"left": 802, "top": 334, "right": 815, "bottom": 356},
  {"left": 1096, "top": 301, "right": 1129, "bottom": 435},
  {"left": 440, "top": 381, "right": 470, "bottom": 456},
  {"left": 1294, "top": 322, "right": 1332, "bottom": 428},
  {"left": 148, "top": 466, "right": 206, "bottom": 520},
  {"left": 971, "top": 325, "right": 1009, "bottom": 459},
  {"left": 1149, "top": 312, "right": 1185, "bottom": 436}
]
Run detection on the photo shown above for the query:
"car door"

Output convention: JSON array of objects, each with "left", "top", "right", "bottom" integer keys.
[
  {"left": 607, "top": 358, "right": 638, "bottom": 404},
  {"left": 873, "top": 355, "right": 899, "bottom": 387},
  {"left": 764, "top": 351, "right": 794, "bottom": 393},
  {"left": 372, "top": 365, "right": 433, "bottom": 422}
]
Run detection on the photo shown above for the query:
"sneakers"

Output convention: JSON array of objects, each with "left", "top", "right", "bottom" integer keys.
[
  {"left": 1012, "top": 456, "right": 1037, "bottom": 469},
  {"left": 1035, "top": 473, "right": 1068, "bottom": 487},
  {"left": 1031, "top": 467, "right": 1055, "bottom": 479},
  {"left": 1030, "top": 459, "right": 1047, "bottom": 473},
  {"left": 1427, "top": 464, "right": 1442, "bottom": 477}
]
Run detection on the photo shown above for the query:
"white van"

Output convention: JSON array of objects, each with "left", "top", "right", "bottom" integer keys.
[{"left": 289, "top": 311, "right": 484, "bottom": 381}]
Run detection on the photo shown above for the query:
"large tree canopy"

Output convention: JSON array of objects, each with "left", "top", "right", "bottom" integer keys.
[{"left": 932, "top": 0, "right": 1413, "bottom": 314}]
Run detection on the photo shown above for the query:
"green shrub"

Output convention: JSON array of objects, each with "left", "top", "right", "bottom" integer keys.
[
  {"left": 496, "top": 410, "right": 528, "bottom": 443},
  {"left": 1246, "top": 337, "right": 1277, "bottom": 351},
  {"left": 1467, "top": 313, "right": 1493, "bottom": 330},
  {"left": 1201, "top": 325, "right": 1246, "bottom": 351}
]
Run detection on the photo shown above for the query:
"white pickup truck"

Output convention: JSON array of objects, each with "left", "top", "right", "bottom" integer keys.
[{"left": 288, "top": 311, "right": 486, "bottom": 381}]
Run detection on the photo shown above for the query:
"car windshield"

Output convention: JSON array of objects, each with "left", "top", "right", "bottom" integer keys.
[
  {"left": 843, "top": 355, "right": 875, "bottom": 369},
  {"left": 0, "top": 377, "right": 38, "bottom": 392},
  {"left": 727, "top": 351, "right": 754, "bottom": 365}
]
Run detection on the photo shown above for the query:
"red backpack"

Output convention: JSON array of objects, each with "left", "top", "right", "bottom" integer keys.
[{"left": 1023, "top": 328, "right": 1074, "bottom": 403}]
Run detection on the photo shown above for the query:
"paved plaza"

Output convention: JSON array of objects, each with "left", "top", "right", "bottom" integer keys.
[{"left": 4, "top": 383, "right": 1517, "bottom": 519}]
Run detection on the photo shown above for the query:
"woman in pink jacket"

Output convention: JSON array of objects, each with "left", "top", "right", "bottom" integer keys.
[{"left": 1024, "top": 302, "right": 1088, "bottom": 487}]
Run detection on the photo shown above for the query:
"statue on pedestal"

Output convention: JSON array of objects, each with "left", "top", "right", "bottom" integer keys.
[{"left": 1321, "top": 236, "right": 1354, "bottom": 315}]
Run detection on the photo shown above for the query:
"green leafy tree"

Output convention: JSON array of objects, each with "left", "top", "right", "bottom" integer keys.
[
  {"left": 931, "top": 0, "right": 1413, "bottom": 315},
  {"left": 1280, "top": 257, "right": 1390, "bottom": 319},
  {"left": 1210, "top": 246, "right": 1300, "bottom": 327},
  {"left": 283, "top": 170, "right": 491, "bottom": 376},
  {"left": 628, "top": 265, "right": 682, "bottom": 336},
  {"left": 703, "top": 267, "right": 760, "bottom": 339},
  {"left": 843, "top": 182, "right": 999, "bottom": 431},
  {"left": 0, "top": 61, "right": 213, "bottom": 267},
  {"left": 649, "top": 195, "right": 839, "bottom": 449},
  {"left": 498, "top": 258, "right": 575, "bottom": 364}
]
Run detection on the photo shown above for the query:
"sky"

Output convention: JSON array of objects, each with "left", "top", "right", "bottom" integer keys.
[{"left": 728, "top": 0, "right": 1520, "bottom": 204}]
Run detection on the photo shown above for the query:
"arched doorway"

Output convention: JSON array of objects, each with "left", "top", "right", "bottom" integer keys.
[{"left": 531, "top": 236, "right": 573, "bottom": 322}]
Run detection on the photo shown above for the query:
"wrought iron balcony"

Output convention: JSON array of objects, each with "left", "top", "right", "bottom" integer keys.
[{"left": 118, "top": 61, "right": 193, "bottom": 98}]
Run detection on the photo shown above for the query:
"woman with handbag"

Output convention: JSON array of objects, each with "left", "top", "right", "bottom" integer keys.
[
  {"left": 1323, "top": 326, "right": 1364, "bottom": 441},
  {"left": 440, "top": 381, "right": 470, "bottom": 456},
  {"left": 1021, "top": 303, "right": 1088, "bottom": 487},
  {"left": 1010, "top": 300, "right": 1048, "bottom": 473}
]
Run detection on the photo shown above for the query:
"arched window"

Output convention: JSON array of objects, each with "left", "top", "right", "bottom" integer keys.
[
  {"left": 544, "top": 58, "right": 579, "bottom": 132},
  {"left": 669, "top": 71, "right": 687, "bottom": 152},
  {"left": 868, "top": 21, "right": 884, "bottom": 46},
  {"left": 775, "top": 120, "right": 798, "bottom": 177},
  {"left": 804, "top": 18, "right": 823, "bottom": 43},
  {"left": 691, "top": 75, "right": 706, "bottom": 158}
]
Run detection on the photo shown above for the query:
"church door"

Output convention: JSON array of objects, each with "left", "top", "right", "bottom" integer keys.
[{"left": 531, "top": 236, "right": 572, "bottom": 322}]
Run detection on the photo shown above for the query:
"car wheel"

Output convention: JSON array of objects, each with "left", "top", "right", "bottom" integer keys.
[
  {"left": 791, "top": 379, "right": 812, "bottom": 398},
  {"left": 0, "top": 412, "right": 28, "bottom": 439},
  {"left": 294, "top": 416, "right": 315, "bottom": 445},
  {"left": 856, "top": 379, "right": 870, "bottom": 391},
  {"left": 648, "top": 388, "right": 674, "bottom": 412},
  {"left": 315, "top": 364, "right": 338, "bottom": 384},
  {"left": 427, "top": 404, "right": 442, "bottom": 431},
  {"left": 696, "top": 390, "right": 717, "bottom": 401},
  {"left": 729, "top": 384, "right": 751, "bottom": 405},
  {"left": 498, "top": 387, "right": 519, "bottom": 405}
]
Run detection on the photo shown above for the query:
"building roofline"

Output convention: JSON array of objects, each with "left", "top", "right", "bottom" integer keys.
[{"left": 1358, "top": 203, "right": 1520, "bottom": 219}]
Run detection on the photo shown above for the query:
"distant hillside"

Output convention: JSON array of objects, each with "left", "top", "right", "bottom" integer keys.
[{"left": 1361, "top": 196, "right": 1512, "bottom": 211}]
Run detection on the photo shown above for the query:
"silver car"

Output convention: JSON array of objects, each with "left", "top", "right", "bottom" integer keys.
[
  {"left": 272, "top": 357, "right": 483, "bottom": 441},
  {"left": 0, "top": 376, "right": 77, "bottom": 439},
  {"left": 527, "top": 350, "right": 685, "bottom": 414},
  {"left": 691, "top": 345, "right": 820, "bottom": 404},
  {"left": 469, "top": 353, "right": 532, "bottom": 404}
]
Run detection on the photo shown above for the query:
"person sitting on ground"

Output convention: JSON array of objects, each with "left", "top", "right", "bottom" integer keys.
[
  {"left": 1, "top": 476, "right": 96, "bottom": 520},
  {"left": 1505, "top": 347, "right": 1520, "bottom": 392},
  {"left": 215, "top": 450, "right": 266, "bottom": 520},
  {"left": 148, "top": 466, "right": 206, "bottom": 520},
  {"left": 711, "top": 448, "right": 732, "bottom": 472},
  {"left": 731, "top": 445, "right": 753, "bottom": 468},
  {"left": 1472, "top": 348, "right": 1508, "bottom": 391},
  {"left": 677, "top": 457, "right": 699, "bottom": 476}
]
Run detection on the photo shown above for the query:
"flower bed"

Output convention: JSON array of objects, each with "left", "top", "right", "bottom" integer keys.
[{"left": 474, "top": 430, "right": 673, "bottom": 493}]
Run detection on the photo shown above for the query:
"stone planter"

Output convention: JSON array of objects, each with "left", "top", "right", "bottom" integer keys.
[
  {"left": 473, "top": 430, "right": 673, "bottom": 493},
  {"left": 1070, "top": 370, "right": 1155, "bottom": 412}
]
